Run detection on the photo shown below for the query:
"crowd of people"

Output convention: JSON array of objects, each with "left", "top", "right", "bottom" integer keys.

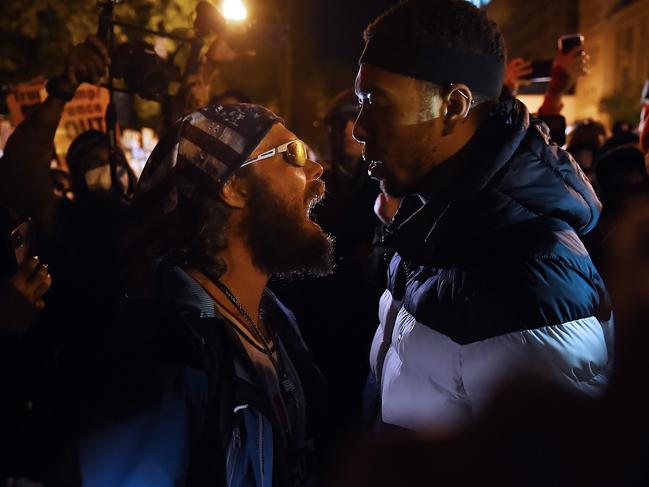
[{"left": 1, "top": 0, "right": 649, "bottom": 485}]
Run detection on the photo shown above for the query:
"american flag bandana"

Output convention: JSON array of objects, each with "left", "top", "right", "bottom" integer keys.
[{"left": 119, "top": 103, "right": 281, "bottom": 256}]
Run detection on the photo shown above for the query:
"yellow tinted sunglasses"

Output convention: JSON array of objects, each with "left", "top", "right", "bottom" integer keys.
[{"left": 240, "top": 140, "right": 308, "bottom": 169}]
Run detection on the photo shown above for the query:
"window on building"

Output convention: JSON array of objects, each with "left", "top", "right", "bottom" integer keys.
[
  {"left": 621, "top": 67, "right": 631, "bottom": 89},
  {"left": 624, "top": 27, "right": 634, "bottom": 51},
  {"left": 616, "top": 27, "right": 634, "bottom": 56}
]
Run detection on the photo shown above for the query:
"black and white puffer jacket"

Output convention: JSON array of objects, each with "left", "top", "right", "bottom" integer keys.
[{"left": 367, "top": 99, "right": 613, "bottom": 433}]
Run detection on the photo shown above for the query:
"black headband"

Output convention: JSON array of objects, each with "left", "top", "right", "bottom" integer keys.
[{"left": 359, "top": 36, "right": 505, "bottom": 99}]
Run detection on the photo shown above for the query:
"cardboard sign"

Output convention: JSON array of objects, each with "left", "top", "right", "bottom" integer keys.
[
  {"left": 55, "top": 83, "right": 110, "bottom": 162},
  {"left": 6, "top": 78, "right": 46, "bottom": 125},
  {"left": 5, "top": 80, "right": 111, "bottom": 164}
]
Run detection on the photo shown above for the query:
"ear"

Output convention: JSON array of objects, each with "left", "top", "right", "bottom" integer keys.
[
  {"left": 442, "top": 83, "right": 473, "bottom": 136},
  {"left": 219, "top": 175, "right": 248, "bottom": 209}
]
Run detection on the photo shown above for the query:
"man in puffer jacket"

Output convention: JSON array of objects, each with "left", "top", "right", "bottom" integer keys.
[{"left": 354, "top": 0, "right": 613, "bottom": 433}]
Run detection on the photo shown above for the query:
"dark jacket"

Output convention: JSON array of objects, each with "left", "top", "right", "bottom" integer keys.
[
  {"left": 366, "top": 99, "right": 613, "bottom": 432},
  {"left": 57, "top": 259, "right": 325, "bottom": 487}
]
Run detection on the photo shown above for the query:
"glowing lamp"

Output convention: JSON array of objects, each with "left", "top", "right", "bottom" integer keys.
[{"left": 222, "top": 0, "right": 247, "bottom": 21}]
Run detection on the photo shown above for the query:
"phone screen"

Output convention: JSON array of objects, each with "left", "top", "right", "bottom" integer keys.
[
  {"left": 521, "top": 60, "right": 552, "bottom": 82},
  {"left": 559, "top": 34, "right": 584, "bottom": 54},
  {"left": 10, "top": 220, "right": 31, "bottom": 268}
]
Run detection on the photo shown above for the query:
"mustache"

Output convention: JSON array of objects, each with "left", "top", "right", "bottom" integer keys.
[{"left": 305, "top": 179, "right": 326, "bottom": 209}]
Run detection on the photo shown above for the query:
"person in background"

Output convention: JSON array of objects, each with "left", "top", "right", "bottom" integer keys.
[
  {"left": 316, "top": 89, "right": 380, "bottom": 263},
  {"left": 503, "top": 42, "right": 589, "bottom": 148},
  {"left": 0, "top": 256, "right": 51, "bottom": 482},
  {"left": 595, "top": 144, "right": 648, "bottom": 210},
  {"left": 536, "top": 45, "right": 588, "bottom": 148},
  {"left": 537, "top": 45, "right": 589, "bottom": 117},
  {"left": 0, "top": 36, "right": 130, "bottom": 238},
  {"left": 0, "top": 37, "right": 136, "bottom": 485},
  {"left": 0, "top": 206, "right": 51, "bottom": 487},
  {"left": 271, "top": 89, "right": 381, "bottom": 454},
  {"left": 567, "top": 118, "right": 607, "bottom": 181},
  {"left": 49, "top": 167, "right": 73, "bottom": 199},
  {"left": 0, "top": 256, "right": 51, "bottom": 334},
  {"left": 354, "top": 0, "right": 612, "bottom": 435},
  {"left": 502, "top": 44, "right": 588, "bottom": 108},
  {"left": 582, "top": 144, "right": 649, "bottom": 279},
  {"left": 601, "top": 120, "right": 640, "bottom": 155},
  {"left": 65, "top": 129, "right": 136, "bottom": 199},
  {"left": 502, "top": 57, "right": 533, "bottom": 96},
  {"left": 0, "top": 36, "right": 135, "bottom": 341}
]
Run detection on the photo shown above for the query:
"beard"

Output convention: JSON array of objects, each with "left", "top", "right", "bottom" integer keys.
[{"left": 240, "top": 172, "right": 334, "bottom": 279}]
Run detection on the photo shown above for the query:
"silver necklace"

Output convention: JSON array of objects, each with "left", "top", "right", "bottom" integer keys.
[{"left": 214, "top": 280, "right": 297, "bottom": 397}]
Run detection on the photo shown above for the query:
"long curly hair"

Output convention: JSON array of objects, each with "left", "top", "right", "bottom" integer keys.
[{"left": 173, "top": 165, "right": 238, "bottom": 281}]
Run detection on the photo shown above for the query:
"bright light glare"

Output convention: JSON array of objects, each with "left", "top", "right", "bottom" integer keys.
[{"left": 222, "top": 0, "right": 247, "bottom": 21}]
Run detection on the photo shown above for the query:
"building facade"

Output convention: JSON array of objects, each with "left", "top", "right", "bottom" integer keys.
[
  {"left": 486, "top": 0, "right": 579, "bottom": 62},
  {"left": 576, "top": 0, "right": 649, "bottom": 127},
  {"left": 487, "top": 0, "right": 649, "bottom": 129}
]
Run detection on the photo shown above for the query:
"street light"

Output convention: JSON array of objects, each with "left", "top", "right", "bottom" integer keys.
[{"left": 222, "top": 0, "right": 247, "bottom": 21}]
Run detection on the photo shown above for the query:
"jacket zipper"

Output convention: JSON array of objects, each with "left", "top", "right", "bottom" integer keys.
[
  {"left": 227, "top": 425, "right": 242, "bottom": 486},
  {"left": 258, "top": 411, "right": 265, "bottom": 480}
]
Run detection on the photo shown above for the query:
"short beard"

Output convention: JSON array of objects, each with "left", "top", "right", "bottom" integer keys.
[
  {"left": 240, "top": 172, "right": 334, "bottom": 279},
  {"left": 379, "top": 140, "right": 438, "bottom": 198}
]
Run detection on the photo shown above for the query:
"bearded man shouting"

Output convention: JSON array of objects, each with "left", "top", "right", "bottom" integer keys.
[{"left": 71, "top": 104, "right": 332, "bottom": 487}]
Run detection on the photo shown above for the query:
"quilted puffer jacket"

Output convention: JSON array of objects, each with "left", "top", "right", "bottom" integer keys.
[{"left": 367, "top": 99, "right": 613, "bottom": 433}]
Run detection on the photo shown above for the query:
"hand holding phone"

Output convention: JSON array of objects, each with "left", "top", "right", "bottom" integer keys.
[
  {"left": 9, "top": 256, "right": 51, "bottom": 311},
  {"left": 2, "top": 209, "right": 35, "bottom": 278},
  {"left": 555, "top": 34, "right": 589, "bottom": 81}
]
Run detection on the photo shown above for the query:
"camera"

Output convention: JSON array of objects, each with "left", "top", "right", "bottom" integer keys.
[
  {"left": 97, "top": 0, "right": 226, "bottom": 102},
  {"left": 110, "top": 41, "right": 181, "bottom": 101},
  {"left": 97, "top": 0, "right": 183, "bottom": 102}
]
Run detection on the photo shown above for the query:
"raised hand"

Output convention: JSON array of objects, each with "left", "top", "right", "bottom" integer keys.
[{"left": 504, "top": 57, "right": 533, "bottom": 93}]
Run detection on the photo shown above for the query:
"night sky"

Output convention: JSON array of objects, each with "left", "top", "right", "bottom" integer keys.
[{"left": 310, "top": 0, "right": 400, "bottom": 67}]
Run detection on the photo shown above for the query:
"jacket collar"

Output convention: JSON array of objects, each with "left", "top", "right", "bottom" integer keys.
[{"left": 382, "top": 99, "right": 531, "bottom": 262}]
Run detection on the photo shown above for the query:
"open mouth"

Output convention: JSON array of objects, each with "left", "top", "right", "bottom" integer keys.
[
  {"left": 306, "top": 194, "right": 323, "bottom": 219},
  {"left": 305, "top": 182, "right": 326, "bottom": 220},
  {"left": 367, "top": 160, "right": 385, "bottom": 178},
  {"left": 363, "top": 147, "right": 385, "bottom": 178}
]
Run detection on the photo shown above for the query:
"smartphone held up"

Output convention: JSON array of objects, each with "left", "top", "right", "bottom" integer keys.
[{"left": 559, "top": 34, "right": 584, "bottom": 54}]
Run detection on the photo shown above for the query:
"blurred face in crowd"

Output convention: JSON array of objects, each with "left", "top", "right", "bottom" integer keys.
[
  {"left": 353, "top": 64, "right": 474, "bottom": 198},
  {"left": 70, "top": 144, "right": 131, "bottom": 196},
  {"left": 342, "top": 119, "right": 364, "bottom": 161},
  {"left": 50, "top": 168, "right": 72, "bottom": 198},
  {"left": 236, "top": 124, "right": 334, "bottom": 277}
]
